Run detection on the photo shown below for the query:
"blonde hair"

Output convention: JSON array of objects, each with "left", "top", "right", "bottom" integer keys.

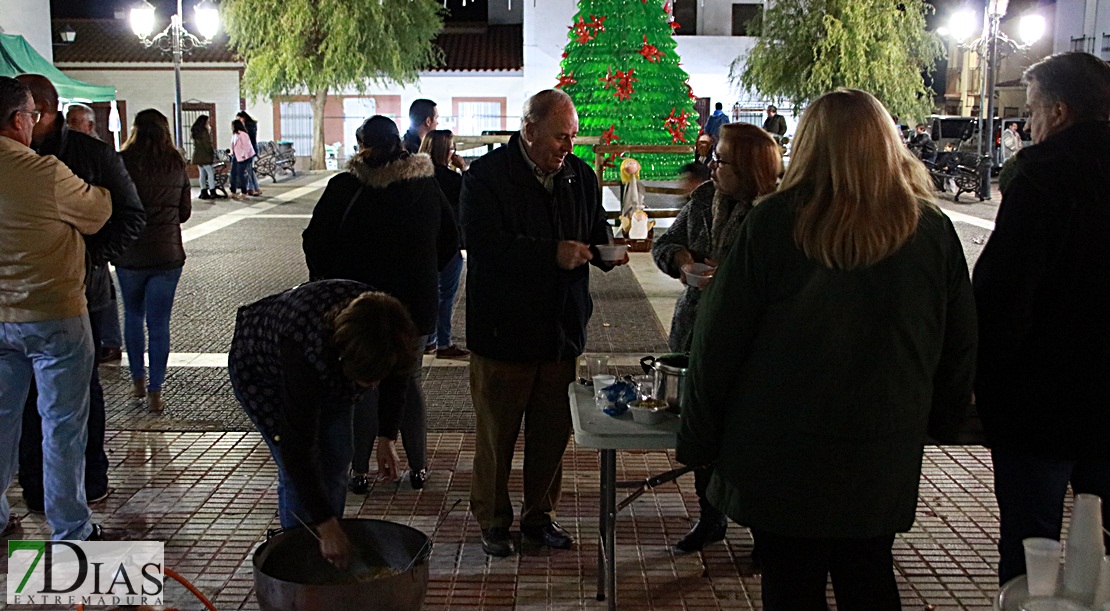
[
  {"left": 716, "top": 122, "right": 782, "bottom": 201},
  {"left": 781, "top": 89, "right": 933, "bottom": 270},
  {"left": 418, "top": 129, "right": 454, "bottom": 167}
]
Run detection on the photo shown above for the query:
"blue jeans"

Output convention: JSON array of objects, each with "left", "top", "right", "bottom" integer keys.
[
  {"left": 0, "top": 315, "right": 94, "bottom": 540},
  {"left": 992, "top": 446, "right": 1110, "bottom": 585},
  {"left": 116, "top": 266, "right": 183, "bottom": 391},
  {"left": 245, "top": 160, "right": 260, "bottom": 192},
  {"left": 351, "top": 334, "right": 429, "bottom": 474},
  {"left": 227, "top": 367, "right": 352, "bottom": 528},
  {"left": 230, "top": 156, "right": 253, "bottom": 194},
  {"left": 435, "top": 252, "right": 464, "bottom": 348},
  {"left": 197, "top": 164, "right": 216, "bottom": 190}
]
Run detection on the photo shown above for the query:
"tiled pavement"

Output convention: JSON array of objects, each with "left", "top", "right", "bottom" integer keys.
[{"left": 0, "top": 171, "right": 1041, "bottom": 610}]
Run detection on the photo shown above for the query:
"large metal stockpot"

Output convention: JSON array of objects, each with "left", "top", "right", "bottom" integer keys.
[
  {"left": 640, "top": 353, "right": 689, "bottom": 411},
  {"left": 253, "top": 518, "right": 430, "bottom": 611}
]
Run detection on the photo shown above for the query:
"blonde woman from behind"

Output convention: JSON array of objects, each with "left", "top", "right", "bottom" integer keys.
[{"left": 676, "top": 89, "right": 977, "bottom": 610}]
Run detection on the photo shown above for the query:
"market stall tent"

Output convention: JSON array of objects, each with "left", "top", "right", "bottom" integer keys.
[
  {"left": 0, "top": 32, "right": 116, "bottom": 102},
  {"left": 1, "top": 31, "right": 121, "bottom": 146}
]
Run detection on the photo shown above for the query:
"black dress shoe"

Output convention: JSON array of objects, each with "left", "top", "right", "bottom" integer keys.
[
  {"left": 520, "top": 521, "right": 573, "bottom": 549},
  {"left": 673, "top": 517, "right": 727, "bottom": 553},
  {"left": 481, "top": 527, "right": 514, "bottom": 557},
  {"left": 409, "top": 469, "right": 428, "bottom": 490},
  {"left": 2, "top": 515, "right": 21, "bottom": 537}
]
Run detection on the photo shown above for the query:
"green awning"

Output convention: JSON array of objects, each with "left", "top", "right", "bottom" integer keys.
[{"left": 0, "top": 32, "right": 115, "bottom": 102}]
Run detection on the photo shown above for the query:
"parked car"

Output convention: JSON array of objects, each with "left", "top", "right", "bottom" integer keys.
[{"left": 927, "top": 115, "right": 978, "bottom": 152}]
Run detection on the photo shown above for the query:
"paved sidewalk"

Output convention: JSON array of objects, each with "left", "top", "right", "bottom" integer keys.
[{"left": 0, "top": 172, "right": 1028, "bottom": 610}]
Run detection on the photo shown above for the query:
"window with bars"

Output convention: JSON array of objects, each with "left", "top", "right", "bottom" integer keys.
[
  {"left": 455, "top": 100, "right": 505, "bottom": 136},
  {"left": 279, "top": 101, "right": 314, "bottom": 157},
  {"left": 1102, "top": 33, "right": 1110, "bottom": 60},
  {"left": 1072, "top": 36, "right": 1095, "bottom": 53},
  {"left": 179, "top": 102, "right": 215, "bottom": 161}
]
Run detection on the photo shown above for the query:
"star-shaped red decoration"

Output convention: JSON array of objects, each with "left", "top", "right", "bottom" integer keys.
[
  {"left": 614, "top": 68, "right": 637, "bottom": 101},
  {"left": 587, "top": 14, "right": 607, "bottom": 34},
  {"left": 639, "top": 35, "right": 665, "bottom": 63},
  {"left": 598, "top": 67, "right": 616, "bottom": 90},
  {"left": 685, "top": 82, "right": 697, "bottom": 100},
  {"left": 664, "top": 107, "right": 692, "bottom": 143},
  {"left": 570, "top": 17, "right": 593, "bottom": 44},
  {"left": 670, "top": 21, "right": 681, "bottom": 30},
  {"left": 555, "top": 70, "right": 577, "bottom": 89},
  {"left": 570, "top": 14, "right": 607, "bottom": 44},
  {"left": 602, "top": 152, "right": 619, "bottom": 170},
  {"left": 600, "top": 124, "right": 620, "bottom": 145}
]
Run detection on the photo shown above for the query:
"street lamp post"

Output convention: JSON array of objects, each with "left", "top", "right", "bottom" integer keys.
[
  {"left": 130, "top": 0, "right": 220, "bottom": 148},
  {"left": 945, "top": 1, "right": 1044, "bottom": 199}
]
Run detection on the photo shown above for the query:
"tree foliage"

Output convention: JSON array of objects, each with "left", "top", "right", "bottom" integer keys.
[
  {"left": 734, "top": 0, "right": 944, "bottom": 121},
  {"left": 223, "top": 0, "right": 443, "bottom": 168}
]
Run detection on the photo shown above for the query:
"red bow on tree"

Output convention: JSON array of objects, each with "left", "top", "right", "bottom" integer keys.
[
  {"left": 614, "top": 68, "right": 637, "bottom": 101},
  {"left": 639, "top": 36, "right": 665, "bottom": 63},
  {"left": 601, "top": 124, "right": 620, "bottom": 145},
  {"left": 664, "top": 107, "right": 691, "bottom": 143},
  {"left": 556, "top": 70, "right": 577, "bottom": 88}
]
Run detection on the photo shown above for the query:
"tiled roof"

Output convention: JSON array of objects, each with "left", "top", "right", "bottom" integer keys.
[
  {"left": 52, "top": 19, "right": 240, "bottom": 64},
  {"left": 52, "top": 19, "right": 523, "bottom": 72},
  {"left": 434, "top": 24, "right": 522, "bottom": 72}
]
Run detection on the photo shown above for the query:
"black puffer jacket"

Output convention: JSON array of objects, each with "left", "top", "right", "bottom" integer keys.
[
  {"left": 35, "top": 123, "right": 146, "bottom": 311},
  {"left": 113, "top": 155, "right": 191, "bottom": 270},
  {"left": 302, "top": 152, "right": 457, "bottom": 335},
  {"left": 460, "top": 133, "right": 613, "bottom": 362},
  {"left": 974, "top": 121, "right": 1110, "bottom": 460}
]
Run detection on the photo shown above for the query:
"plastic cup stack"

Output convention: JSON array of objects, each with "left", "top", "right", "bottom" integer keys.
[{"left": 1063, "top": 494, "right": 1106, "bottom": 605}]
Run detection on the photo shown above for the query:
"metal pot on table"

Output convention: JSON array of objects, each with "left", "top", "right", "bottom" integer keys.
[
  {"left": 640, "top": 353, "right": 689, "bottom": 411},
  {"left": 253, "top": 518, "right": 430, "bottom": 611}
]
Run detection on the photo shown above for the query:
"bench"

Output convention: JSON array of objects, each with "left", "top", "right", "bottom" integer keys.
[
  {"left": 210, "top": 149, "right": 231, "bottom": 199},
  {"left": 255, "top": 141, "right": 297, "bottom": 183},
  {"left": 929, "top": 152, "right": 990, "bottom": 202}
]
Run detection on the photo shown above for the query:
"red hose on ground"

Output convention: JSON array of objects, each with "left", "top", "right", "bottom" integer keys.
[{"left": 74, "top": 567, "right": 219, "bottom": 611}]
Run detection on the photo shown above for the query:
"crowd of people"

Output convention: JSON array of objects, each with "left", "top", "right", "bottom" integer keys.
[{"left": 1, "top": 50, "right": 1108, "bottom": 610}]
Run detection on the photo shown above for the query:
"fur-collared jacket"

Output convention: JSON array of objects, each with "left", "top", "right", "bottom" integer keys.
[{"left": 302, "top": 151, "right": 458, "bottom": 335}]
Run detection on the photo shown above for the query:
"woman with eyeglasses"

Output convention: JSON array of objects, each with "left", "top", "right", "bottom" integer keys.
[
  {"left": 652, "top": 122, "right": 782, "bottom": 553},
  {"left": 418, "top": 129, "right": 468, "bottom": 359},
  {"left": 676, "top": 89, "right": 976, "bottom": 609}
]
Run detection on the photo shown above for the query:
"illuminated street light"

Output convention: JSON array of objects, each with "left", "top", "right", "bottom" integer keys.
[
  {"left": 130, "top": 0, "right": 220, "bottom": 147},
  {"left": 940, "top": 1, "right": 1043, "bottom": 198}
]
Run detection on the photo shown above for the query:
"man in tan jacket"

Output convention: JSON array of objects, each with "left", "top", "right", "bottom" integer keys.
[{"left": 0, "top": 76, "right": 111, "bottom": 541}]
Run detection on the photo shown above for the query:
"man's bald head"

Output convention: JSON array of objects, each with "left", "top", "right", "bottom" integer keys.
[
  {"left": 14, "top": 74, "right": 59, "bottom": 145},
  {"left": 14, "top": 74, "right": 58, "bottom": 114}
]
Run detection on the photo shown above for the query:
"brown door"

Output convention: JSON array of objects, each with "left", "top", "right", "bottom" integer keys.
[{"left": 694, "top": 97, "right": 710, "bottom": 128}]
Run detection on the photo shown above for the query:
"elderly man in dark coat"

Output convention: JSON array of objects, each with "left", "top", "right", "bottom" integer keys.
[
  {"left": 973, "top": 51, "right": 1110, "bottom": 585},
  {"left": 460, "top": 89, "right": 627, "bottom": 557}
]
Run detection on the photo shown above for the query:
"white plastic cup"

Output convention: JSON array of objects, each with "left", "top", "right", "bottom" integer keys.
[
  {"left": 593, "top": 375, "right": 616, "bottom": 410},
  {"left": 1024, "top": 537, "right": 1063, "bottom": 597},
  {"left": 1070, "top": 494, "right": 1105, "bottom": 552}
]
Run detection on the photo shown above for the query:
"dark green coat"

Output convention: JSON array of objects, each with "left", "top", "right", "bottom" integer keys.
[{"left": 676, "top": 190, "right": 976, "bottom": 538}]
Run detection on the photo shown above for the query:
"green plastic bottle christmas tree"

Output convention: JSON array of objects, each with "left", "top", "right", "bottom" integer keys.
[{"left": 556, "top": 0, "right": 699, "bottom": 181}]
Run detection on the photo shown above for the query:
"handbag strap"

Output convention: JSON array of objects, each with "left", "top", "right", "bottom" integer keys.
[{"left": 338, "top": 185, "right": 364, "bottom": 229}]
